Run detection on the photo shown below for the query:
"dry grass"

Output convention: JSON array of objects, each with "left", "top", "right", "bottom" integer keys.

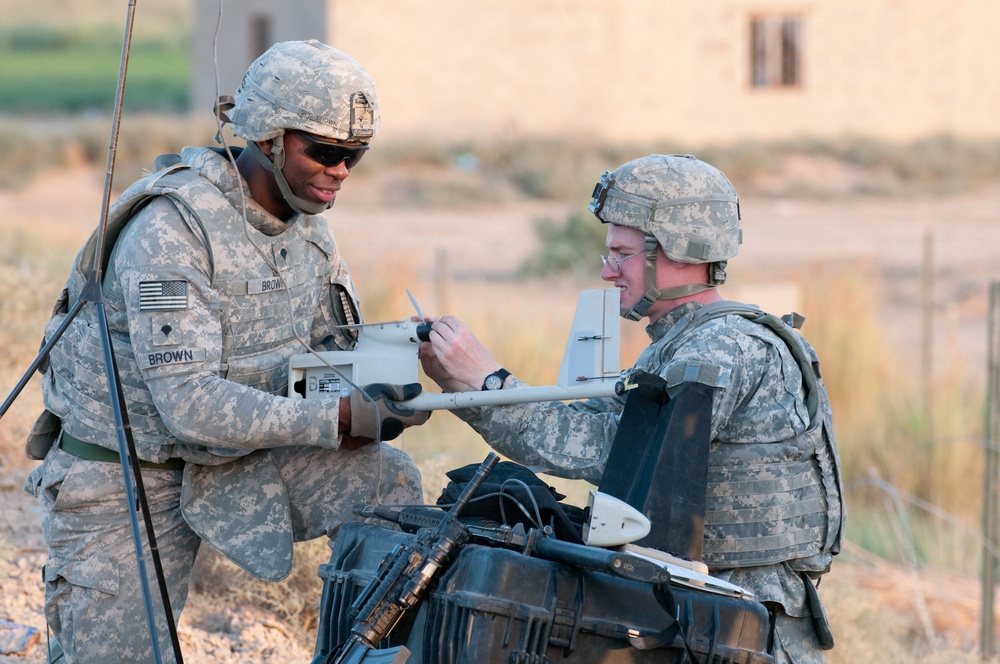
[
  {"left": 188, "top": 540, "right": 331, "bottom": 647},
  {"left": 2, "top": 159, "right": 999, "bottom": 661},
  {"left": 794, "top": 261, "right": 989, "bottom": 574},
  {"left": 0, "top": 266, "right": 65, "bottom": 473}
]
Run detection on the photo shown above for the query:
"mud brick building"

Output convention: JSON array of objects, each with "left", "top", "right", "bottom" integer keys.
[{"left": 192, "top": 0, "right": 1000, "bottom": 144}]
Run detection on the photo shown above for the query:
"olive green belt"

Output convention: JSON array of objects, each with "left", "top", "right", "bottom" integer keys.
[{"left": 60, "top": 432, "right": 185, "bottom": 471}]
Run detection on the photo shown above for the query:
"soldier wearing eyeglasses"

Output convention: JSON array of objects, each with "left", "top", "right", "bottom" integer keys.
[{"left": 419, "top": 154, "right": 844, "bottom": 664}]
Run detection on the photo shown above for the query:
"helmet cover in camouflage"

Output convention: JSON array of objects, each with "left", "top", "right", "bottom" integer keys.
[
  {"left": 589, "top": 154, "right": 741, "bottom": 264},
  {"left": 229, "top": 40, "right": 379, "bottom": 143}
]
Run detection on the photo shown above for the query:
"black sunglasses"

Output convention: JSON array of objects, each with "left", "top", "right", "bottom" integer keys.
[{"left": 291, "top": 131, "right": 369, "bottom": 169}]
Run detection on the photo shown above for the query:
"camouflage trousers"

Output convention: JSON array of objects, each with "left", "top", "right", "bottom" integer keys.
[
  {"left": 770, "top": 608, "right": 826, "bottom": 664},
  {"left": 25, "top": 442, "right": 422, "bottom": 664}
]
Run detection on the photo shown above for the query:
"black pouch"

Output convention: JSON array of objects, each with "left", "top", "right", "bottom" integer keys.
[
  {"left": 802, "top": 572, "right": 835, "bottom": 649},
  {"left": 436, "top": 461, "right": 586, "bottom": 543},
  {"left": 25, "top": 409, "right": 61, "bottom": 461}
]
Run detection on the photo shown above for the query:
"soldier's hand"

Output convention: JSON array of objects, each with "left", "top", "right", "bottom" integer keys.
[
  {"left": 348, "top": 383, "right": 431, "bottom": 441},
  {"left": 419, "top": 316, "right": 498, "bottom": 391}
]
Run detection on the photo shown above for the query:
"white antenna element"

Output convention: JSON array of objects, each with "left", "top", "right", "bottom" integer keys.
[
  {"left": 406, "top": 288, "right": 426, "bottom": 322},
  {"left": 556, "top": 288, "right": 620, "bottom": 387}
]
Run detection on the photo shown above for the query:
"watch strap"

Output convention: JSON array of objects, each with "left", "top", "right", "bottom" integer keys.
[{"left": 481, "top": 368, "right": 511, "bottom": 391}]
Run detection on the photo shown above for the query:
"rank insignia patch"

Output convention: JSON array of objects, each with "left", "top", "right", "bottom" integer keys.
[{"left": 139, "top": 280, "right": 189, "bottom": 311}]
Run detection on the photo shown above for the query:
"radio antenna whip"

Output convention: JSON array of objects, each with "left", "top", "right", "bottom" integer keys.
[{"left": 0, "top": 1, "right": 182, "bottom": 662}]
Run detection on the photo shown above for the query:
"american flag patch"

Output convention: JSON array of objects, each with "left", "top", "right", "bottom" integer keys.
[{"left": 139, "top": 280, "right": 189, "bottom": 311}]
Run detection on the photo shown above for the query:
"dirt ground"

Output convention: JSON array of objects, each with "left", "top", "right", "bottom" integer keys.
[{"left": 2, "top": 162, "right": 1000, "bottom": 662}]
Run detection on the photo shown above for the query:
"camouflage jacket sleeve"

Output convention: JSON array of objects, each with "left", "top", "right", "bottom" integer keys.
[
  {"left": 454, "top": 377, "right": 626, "bottom": 484},
  {"left": 455, "top": 312, "right": 810, "bottom": 483},
  {"left": 106, "top": 198, "right": 343, "bottom": 451}
]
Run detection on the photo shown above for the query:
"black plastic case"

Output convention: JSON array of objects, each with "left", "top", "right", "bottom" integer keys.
[{"left": 316, "top": 522, "right": 773, "bottom": 664}]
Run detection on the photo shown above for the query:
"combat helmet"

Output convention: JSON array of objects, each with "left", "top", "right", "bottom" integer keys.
[
  {"left": 218, "top": 40, "right": 379, "bottom": 215},
  {"left": 588, "top": 154, "right": 742, "bottom": 320}
]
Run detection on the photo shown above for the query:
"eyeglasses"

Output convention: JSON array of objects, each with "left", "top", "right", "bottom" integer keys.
[
  {"left": 291, "top": 131, "right": 369, "bottom": 169},
  {"left": 600, "top": 250, "right": 642, "bottom": 271}
]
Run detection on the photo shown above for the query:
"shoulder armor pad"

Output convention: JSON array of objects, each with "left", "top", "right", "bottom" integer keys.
[{"left": 76, "top": 164, "right": 199, "bottom": 282}]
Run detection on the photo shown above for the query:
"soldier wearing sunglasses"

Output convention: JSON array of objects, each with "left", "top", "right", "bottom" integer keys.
[{"left": 25, "top": 40, "right": 430, "bottom": 663}]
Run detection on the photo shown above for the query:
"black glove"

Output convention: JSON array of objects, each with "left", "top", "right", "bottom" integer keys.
[{"left": 349, "top": 383, "right": 431, "bottom": 441}]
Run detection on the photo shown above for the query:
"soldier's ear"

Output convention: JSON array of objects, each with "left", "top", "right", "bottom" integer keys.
[{"left": 257, "top": 139, "right": 277, "bottom": 158}]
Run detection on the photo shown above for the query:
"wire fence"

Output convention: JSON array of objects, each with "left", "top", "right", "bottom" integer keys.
[{"left": 842, "top": 281, "right": 1000, "bottom": 657}]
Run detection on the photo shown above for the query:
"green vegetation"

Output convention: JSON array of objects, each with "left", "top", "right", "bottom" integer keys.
[
  {"left": 0, "top": 24, "right": 190, "bottom": 113},
  {"left": 1, "top": 45, "right": 189, "bottom": 113},
  {"left": 520, "top": 208, "right": 606, "bottom": 278}
]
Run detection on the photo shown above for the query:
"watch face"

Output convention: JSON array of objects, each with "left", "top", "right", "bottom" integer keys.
[{"left": 485, "top": 375, "right": 503, "bottom": 390}]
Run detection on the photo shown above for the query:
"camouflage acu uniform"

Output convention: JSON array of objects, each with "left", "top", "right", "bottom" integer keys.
[
  {"left": 455, "top": 301, "right": 843, "bottom": 664},
  {"left": 24, "top": 147, "right": 421, "bottom": 663}
]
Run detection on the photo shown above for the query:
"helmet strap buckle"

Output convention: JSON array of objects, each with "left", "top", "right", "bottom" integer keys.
[
  {"left": 622, "top": 290, "right": 657, "bottom": 321},
  {"left": 708, "top": 260, "right": 728, "bottom": 286}
]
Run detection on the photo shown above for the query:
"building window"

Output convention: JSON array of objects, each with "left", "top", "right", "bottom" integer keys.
[
  {"left": 250, "top": 15, "right": 272, "bottom": 62},
  {"left": 750, "top": 16, "right": 802, "bottom": 88}
]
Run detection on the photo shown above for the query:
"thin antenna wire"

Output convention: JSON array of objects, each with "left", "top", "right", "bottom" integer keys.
[
  {"left": 209, "top": 4, "right": 390, "bottom": 499},
  {"left": 91, "top": 1, "right": 181, "bottom": 661}
]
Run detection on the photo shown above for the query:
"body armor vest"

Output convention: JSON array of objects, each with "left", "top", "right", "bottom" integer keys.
[
  {"left": 41, "top": 158, "right": 356, "bottom": 464},
  {"left": 654, "top": 302, "right": 843, "bottom": 571}
]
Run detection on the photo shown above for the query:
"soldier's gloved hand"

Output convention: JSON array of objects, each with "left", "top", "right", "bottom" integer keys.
[{"left": 348, "top": 383, "right": 431, "bottom": 441}]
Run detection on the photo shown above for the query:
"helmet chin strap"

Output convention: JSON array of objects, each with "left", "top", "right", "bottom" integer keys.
[
  {"left": 620, "top": 234, "right": 716, "bottom": 321},
  {"left": 247, "top": 136, "right": 332, "bottom": 216}
]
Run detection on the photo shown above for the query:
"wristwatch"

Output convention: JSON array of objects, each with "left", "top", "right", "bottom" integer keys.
[{"left": 481, "top": 368, "right": 511, "bottom": 391}]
